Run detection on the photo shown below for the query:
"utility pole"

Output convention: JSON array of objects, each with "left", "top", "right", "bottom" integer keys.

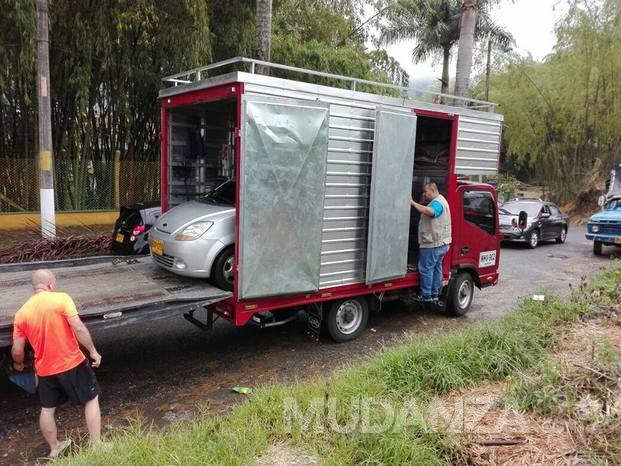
[
  {"left": 36, "top": 0, "right": 56, "bottom": 238},
  {"left": 485, "top": 38, "right": 492, "bottom": 101}
]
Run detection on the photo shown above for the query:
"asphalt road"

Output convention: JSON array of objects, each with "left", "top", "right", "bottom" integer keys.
[{"left": 0, "top": 226, "right": 617, "bottom": 463}]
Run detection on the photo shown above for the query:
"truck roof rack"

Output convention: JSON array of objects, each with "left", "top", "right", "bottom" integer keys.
[{"left": 162, "top": 57, "right": 498, "bottom": 112}]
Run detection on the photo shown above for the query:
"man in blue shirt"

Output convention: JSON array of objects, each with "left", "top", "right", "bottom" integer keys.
[{"left": 411, "top": 182, "right": 452, "bottom": 303}]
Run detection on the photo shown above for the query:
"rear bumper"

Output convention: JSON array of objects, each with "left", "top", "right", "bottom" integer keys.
[{"left": 585, "top": 233, "right": 621, "bottom": 245}]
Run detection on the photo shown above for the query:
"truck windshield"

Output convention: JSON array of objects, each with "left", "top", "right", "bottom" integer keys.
[
  {"left": 499, "top": 201, "right": 541, "bottom": 217},
  {"left": 605, "top": 199, "right": 621, "bottom": 209},
  {"left": 199, "top": 181, "right": 236, "bottom": 206}
]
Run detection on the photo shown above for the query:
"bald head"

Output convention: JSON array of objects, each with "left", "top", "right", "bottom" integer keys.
[{"left": 32, "top": 269, "right": 57, "bottom": 293}]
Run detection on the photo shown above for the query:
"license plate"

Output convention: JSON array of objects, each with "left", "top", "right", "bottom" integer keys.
[
  {"left": 114, "top": 233, "right": 124, "bottom": 243},
  {"left": 151, "top": 239, "right": 164, "bottom": 256},
  {"left": 615, "top": 237, "right": 621, "bottom": 245}
]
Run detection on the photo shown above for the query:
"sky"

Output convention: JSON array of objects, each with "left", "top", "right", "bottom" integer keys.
[{"left": 371, "top": 0, "right": 570, "bottom": 84}]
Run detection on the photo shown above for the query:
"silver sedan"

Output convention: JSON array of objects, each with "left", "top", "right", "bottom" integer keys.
[{"left": 149, "top": 183, "right": 235, "bottom": 290}]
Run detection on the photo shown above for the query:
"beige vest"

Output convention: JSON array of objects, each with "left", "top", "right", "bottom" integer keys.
[{"left": 418, "top": 194, "right": 452, "bottom": 248}]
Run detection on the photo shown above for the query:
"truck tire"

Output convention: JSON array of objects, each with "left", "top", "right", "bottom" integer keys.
[
  {"left": 325, "top": 297, "right": 369, "bottom": 343},
  {"left": 445, "top": 272, "right": 474, "bottom": 317},
  {"left": 556, "top": 227, "right": 567, "bottom": 244},
  {"left": 526, "top": 230, "right": 539, "bottom": 249},
  {"left": 211, "top": 246, "right": 234, "bottom": 291},
  {"left": 593, "top": 240, "right": 603, "bottom": 256}
]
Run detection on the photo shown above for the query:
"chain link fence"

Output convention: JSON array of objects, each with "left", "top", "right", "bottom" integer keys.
[{"left": 0, "top": 158, "right": 160, "bottom": 213}]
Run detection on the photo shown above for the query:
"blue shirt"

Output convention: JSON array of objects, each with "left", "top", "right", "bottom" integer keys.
[{"left": 429, "top": 199, "right": 444, "bottom": 218}]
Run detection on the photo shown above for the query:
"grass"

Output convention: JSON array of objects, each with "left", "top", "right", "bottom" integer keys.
[{"left": 60, "top": 266, "right": 621, "bottom": 466}]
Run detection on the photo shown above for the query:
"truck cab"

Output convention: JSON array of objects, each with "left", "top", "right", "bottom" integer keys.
[{"left": 586, "top": 164, "right": 621, "bottom": 255}]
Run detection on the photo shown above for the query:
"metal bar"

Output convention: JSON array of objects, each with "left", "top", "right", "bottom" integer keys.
[{"left": 162, "top": 56, "right": 498, "bottom": 109}]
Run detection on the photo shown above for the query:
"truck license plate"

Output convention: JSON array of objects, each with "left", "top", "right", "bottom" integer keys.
[
  {"left": 115, "top": 233, "right": 124, "bottom": 243},
  {"left": 615, "top": 237, "right": 621, "bottom": 245},
  {"left": 151, "top": 239, "right": 164, "bottom": 256}
]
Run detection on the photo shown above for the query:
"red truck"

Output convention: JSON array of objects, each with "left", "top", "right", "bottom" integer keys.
[{"left": 0, "top": 58, "right": 504, "bottom": 347}]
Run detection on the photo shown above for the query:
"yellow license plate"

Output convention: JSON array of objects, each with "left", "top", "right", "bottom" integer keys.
[
  {"left": 151, "top": 239, "right": 164, "bottom": 256},
  {"left": 115, "top": 233, "right": 124, "bottom": 243},
  {"left": 615, "top": 237, "right": 621, "bottom": 245}
]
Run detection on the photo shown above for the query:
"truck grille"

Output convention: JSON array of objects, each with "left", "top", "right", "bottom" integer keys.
[
  {"left": 152, "top": 253, "right": 175, "bottom": 268},
  {"left": 594, "top": 223, "right": 621, "bottom": 234}
]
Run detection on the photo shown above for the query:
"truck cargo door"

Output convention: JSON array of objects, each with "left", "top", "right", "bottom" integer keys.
[
  {"left": 366, "top": 110, "right": 417, "bottom": 284},
  {"left": 238, "top": 95, "right": 330, "bottom": 299}
]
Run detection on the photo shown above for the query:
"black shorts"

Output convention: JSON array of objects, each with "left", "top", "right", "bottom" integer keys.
[{"left": 38, "top": 360, "right": 100, "bottom": 408}]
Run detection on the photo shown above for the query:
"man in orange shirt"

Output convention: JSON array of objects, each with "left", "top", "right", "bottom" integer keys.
[{"left": 11, "top": 269, "right": 102, "bottom": 458}]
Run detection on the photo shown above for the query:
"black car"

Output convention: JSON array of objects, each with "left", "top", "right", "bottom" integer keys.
[
  {"left": 499, "top": 199, "right": 569, "bottom": 248},
  {"left": 111, "top": 202, "right": 161, "bottom": 255}
]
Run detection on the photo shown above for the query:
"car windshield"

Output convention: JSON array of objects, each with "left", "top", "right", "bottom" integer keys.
[
  {"left": 198, "top": 181, "right": 236, "bottom": 206},
  {"left": 605, "top": 198, "right": 621, "bottom": 209},
  {"left": 499, "top": 201, "right": 541, "bottom": 217}
]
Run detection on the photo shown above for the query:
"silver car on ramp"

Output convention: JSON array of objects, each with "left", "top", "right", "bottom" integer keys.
[{"left": 149, "top": 181, "right": 235, "bottom": 290}]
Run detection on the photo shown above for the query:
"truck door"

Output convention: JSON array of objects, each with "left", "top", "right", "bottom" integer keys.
[
  {"left": 455, "top": 187, "right": 500, "bottom": 280},
  {"left": 238, "top": 95, "right": 330, "bottom": 300},
  {"left": 366, "top": 109, "right": 417, "bottom": 283}
]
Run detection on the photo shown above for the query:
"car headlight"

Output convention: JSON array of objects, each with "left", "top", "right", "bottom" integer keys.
[
  {"left": 591, "top": 225, "right": 599, "bottom": 233},
  {"left": 175, "top": 221, "right": 214, "bottom": 241}
]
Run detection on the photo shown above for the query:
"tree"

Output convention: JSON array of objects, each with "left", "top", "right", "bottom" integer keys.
[
  {"left": 256, "top": 0, "right": 273, "bottom": 75},
  {"left": 378, "top": 0, "right": 513, "bottom": 96},
  {"left": 454, "top": 0, "right": 476, "bottom": 97}
]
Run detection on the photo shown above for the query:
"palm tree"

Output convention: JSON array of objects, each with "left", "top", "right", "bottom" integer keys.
[
  {"left": 378, "top": 0, "right": 513, "bottom": 97},
  {"left": 454, "top": 0, "right": 476, "bottom": 97},
  {"left": 256, "top": 0, "right": 273, "bottom": 75}
]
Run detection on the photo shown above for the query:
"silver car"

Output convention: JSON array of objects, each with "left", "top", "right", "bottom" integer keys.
[{"left": 149, "top": 182, "right": 235, "bottom": 290}]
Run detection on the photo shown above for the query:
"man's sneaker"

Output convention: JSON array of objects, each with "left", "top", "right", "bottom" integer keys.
[{"left": 417, "top": 294, "right": 434, "bottom": 303}]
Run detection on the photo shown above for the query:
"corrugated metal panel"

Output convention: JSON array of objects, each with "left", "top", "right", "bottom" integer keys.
[
  {"left": 243, "top": 79, "right": 505, "bottom": 290},
  {"left": 455, "top": 116, "right": 502, "bottom": 175}
]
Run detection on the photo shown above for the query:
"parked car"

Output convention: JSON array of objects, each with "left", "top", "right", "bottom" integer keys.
[
  {"left": 111, "top": 202, "right": 161, "bottom": 255},
  {"left": 149, "top": 181, "right": 235, "bottom": 290},
  {"left": 499, "top": 199, "right": 568, "bottom": 248},
  {"left": 586, "top": 163, "right": 621, "bottom": 255}
]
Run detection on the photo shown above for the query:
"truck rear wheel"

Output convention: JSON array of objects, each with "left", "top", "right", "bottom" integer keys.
[
  {"left": 445, "top": 272, "right": 474, "bottom": 317},
  {"left": 593, "top": 240, "right": 603, "bottom": 256},
  {"left": 325, "top": 297, "right": 369, "bottom": 342}
]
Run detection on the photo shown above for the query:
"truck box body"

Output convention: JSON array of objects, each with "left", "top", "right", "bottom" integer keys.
[{"left": 157, "top": 59, "right": 504, "bottom": 327}]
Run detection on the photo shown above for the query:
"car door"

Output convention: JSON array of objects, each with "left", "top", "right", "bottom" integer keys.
[
  {"left": 540, "top": 204, "right": 556, "bottom": 239},
  {"left": 548, "top": 204, "right": 564, "bottom": 237},
  {"left": 454, "top": 187, "right": 500, "bottom": 280}
]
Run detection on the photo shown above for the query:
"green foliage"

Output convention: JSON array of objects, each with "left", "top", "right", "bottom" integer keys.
[{"left": 479, "top": 0, "right": 621, "bottom": 203}]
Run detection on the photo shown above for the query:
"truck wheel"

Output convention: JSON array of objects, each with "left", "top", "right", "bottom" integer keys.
[
  {"left": 325, "top": 297, "right": 369, "bottom": 342},
  {"left": 556, "top": 228, "right": 567, "bottom": 244},
  {"left": 526, "top": 230, "right": 539, "bottom": 249},
  {"left": 211, "top": 246, "right": 234, "bottom": 291},
  {"left": 593, "top": 241, "right": 603, "bottom": 256},
  {"left": 445, "top": 272, "right": 474, "bottom": 317}
]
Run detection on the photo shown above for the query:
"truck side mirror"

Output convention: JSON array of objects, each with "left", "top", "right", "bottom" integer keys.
[
  {"left": 518, "top": 211, "right": 528, "bottom": 230},
  {"left": 598, "top": 195, "right": 606, "bottom": 207}
]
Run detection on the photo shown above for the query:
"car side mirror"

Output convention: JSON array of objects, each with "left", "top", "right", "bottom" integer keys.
[
  {"left": 598, "top": 195, "right": 606, "bottom": 207},
  {"left": 541, "top": 212, "right": 550, "bottom": 218},
  {"left": 518, "top": 211, "right": 528, "bottom": 230}
]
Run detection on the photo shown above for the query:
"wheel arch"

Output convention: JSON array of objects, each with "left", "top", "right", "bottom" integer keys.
[{"left": 452, "top": 265, "right": 481, "bottom": 289}]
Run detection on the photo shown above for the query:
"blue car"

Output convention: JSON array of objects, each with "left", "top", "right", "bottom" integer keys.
[{"left": 586, "top": 164, "right": 621, "bottom": 255}]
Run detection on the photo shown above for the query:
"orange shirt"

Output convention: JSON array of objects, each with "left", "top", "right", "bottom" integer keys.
[{"left": 13, "top": 291, "right": 85, "bottom": 376}]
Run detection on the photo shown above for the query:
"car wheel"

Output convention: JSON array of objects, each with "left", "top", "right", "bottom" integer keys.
[
  {"left": 211, "top": 246, "right": 234, "bottom": 291},
  {"left": 325, "top": 297, "right": 369, "bottom": 342},
  {"left": 445, "top": 272, "right": 475, "bottom": 317},
  {"left": 556, "top": 228, "right": 567, "bottom": 244},
  {"left": 526, "top": 230, "right": 539, "bottom": 249},
  {"left": 593, "top": 241, "right": 603, "bottom": 256}
]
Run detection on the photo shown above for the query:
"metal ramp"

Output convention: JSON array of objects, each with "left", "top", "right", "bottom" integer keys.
[{"left": 0, "top": 257, "right": 231, "bottom": 346}]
